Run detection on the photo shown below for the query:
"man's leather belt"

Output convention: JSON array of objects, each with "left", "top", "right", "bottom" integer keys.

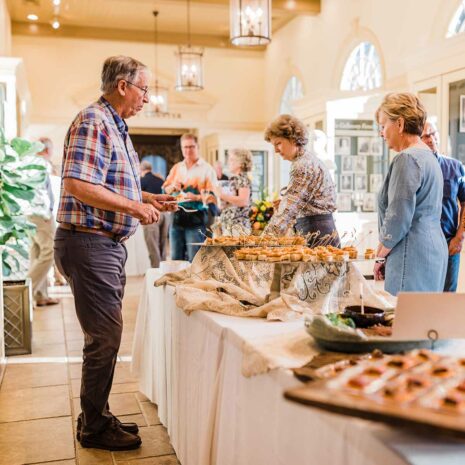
[{"left": 59, "top": 223, "right": 128, "bottom": 243}]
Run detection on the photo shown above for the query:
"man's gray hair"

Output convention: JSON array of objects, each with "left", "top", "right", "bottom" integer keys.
[
  {"left": 140, "top": 160, "right": 153, "bottom": 171},
  {"left": 101, "top": 56, "right": 148, "bottom": 94}
]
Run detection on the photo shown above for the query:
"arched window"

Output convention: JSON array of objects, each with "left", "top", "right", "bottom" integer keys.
[
  {"left": 446, "top": 1, "right": 465, "bottom": 37},
  {"left": 279, "top": 76, "right": 304, "bottom": 115},
  {"left": 340, "top": 41, "right": 382, "bottom": 92}
]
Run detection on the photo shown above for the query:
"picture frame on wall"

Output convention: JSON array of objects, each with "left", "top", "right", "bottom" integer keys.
[
  {"left": 340, "top": 174, "right": 353, "bottom": 192},
  {"left": 335, "top": 136, "right": 351, "bottom": 155},
  {"left": 341, "top": 155, "right": 354, "bottom": 172},
  {"left": 354, "top": 173, "right": 367, "bottom": 192},
  {"left": 354, "top": 155, "right": 367, "bottom": 173},
  {"left": 357, "top": 137, "right": 372, "bottom": 155},
  {"left": 363, "top": 193, "right": 377, "bottom": 212},
  {"left": 460, "top": 95, "right": 465, "bottom": 133},
  {"left": 370, "top": 173, "right": 383, "bottom": 193},
  {"left": 337, "top": 193, "right": 352, "bottom": 212},
  {"left": 370, "top": 137, "right": 383, "bottom": 156}
]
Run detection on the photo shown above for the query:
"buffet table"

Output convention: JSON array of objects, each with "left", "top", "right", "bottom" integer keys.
[{"left": 132, "top": 269, "right": 465, "bottom": 465}]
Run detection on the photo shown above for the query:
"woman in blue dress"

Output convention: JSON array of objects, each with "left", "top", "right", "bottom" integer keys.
[{"left": 374, "top": 93, "right": 447, "bottom": 296}]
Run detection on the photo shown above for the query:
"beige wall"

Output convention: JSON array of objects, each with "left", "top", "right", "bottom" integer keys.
[
  {"left": 11, "top": 35, "right": 266, "bottom": 164},
  {"left": 264, "top": 0, "right": 464, "bottom": 118},
  {"left": 0, "top": 0, "right": 11, "bottom": 56}
]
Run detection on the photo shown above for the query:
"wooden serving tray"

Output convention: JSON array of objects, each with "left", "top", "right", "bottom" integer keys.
[{"left": 284, "top": 381, "right": 465, "bottom": 440}]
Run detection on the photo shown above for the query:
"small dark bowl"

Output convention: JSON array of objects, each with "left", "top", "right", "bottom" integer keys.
[{"left": 342, "top": 305, "right": 385, "bottom": 328}]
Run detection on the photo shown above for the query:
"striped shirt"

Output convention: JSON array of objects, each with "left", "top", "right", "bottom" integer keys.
[{"left": 57, "top": 97, "right": 142, "bottom": 237}]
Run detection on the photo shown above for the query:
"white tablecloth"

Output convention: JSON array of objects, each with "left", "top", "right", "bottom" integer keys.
[{"left": 132, "top": 270, "right": 465, "bottom": 465}]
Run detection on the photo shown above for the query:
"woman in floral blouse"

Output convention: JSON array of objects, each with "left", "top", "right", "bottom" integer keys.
[
  {"left": 264, "top": 114, "right": 340, "bottom": 246},
  {"left": 217, "top": 149, "right": 252, "bottom": 235}
]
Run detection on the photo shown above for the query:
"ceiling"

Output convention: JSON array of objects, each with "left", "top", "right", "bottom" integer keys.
[{"left": 7, "top": 0, "right": 321, "bottom": 49}]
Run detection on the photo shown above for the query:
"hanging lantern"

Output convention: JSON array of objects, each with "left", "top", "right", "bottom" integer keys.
[
  {"left": 146, "top": 10, "right": 169, "bottom": 116},
  {"left": 175, "top": 0, "right": 204, "bottom": 91},
  {"left": 147, "top": 84, "right": 169, "bottom": 115},
  {"left": 230, "top": 0, "right": 271, "bottom": 46},
  {"left": 175, "top": 46, "right": 204, "bottom": 91}
]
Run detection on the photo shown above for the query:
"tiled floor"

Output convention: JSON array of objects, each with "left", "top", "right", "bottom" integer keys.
[{"left": 0, "top": 277, "right": 180, "bottom": 465}]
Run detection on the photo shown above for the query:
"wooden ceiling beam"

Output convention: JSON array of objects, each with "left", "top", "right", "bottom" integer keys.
[{"left": 11, "top": 21, "right": 266, "bottom": 51}]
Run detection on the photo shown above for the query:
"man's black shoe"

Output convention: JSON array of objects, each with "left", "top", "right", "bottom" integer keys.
[
  {"left": 80, "top": 424, "right": 142, "bottom": 451},
  {"left": 76, "top": 414, "right": 139, "bottom": 442}
]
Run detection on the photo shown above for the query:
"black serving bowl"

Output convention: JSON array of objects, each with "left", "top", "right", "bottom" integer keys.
[{"left": 342, "top": 305, "right": 385, "bottom": 328}]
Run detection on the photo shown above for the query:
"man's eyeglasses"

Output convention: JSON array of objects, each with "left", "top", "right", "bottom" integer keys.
[
  {"left": 421, "top": 132, "right": 437, "bottom": 140},
  {"left": 125, "top": 80, "right": 149, "bottom": 97}
]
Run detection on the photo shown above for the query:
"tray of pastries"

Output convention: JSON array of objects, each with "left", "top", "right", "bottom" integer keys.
[
  {"left": 198, "top": 235, "right": 307, "bottom": 247},
  {"left": 285, "top": 349, "right": 465, "bottom": 440},
  {"left": 233, "top": 245, "right": 375, "bottom": 263}
]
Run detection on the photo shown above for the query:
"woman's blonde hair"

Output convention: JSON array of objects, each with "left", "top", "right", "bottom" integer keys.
[
  {"left": 376, "top": 93, "right": 427, "bottom": 136},
  {"left": 229, "top": 148, "right": 253, "bottom": 172},
  {"left": 264, "top": 114, "right": 309, "bottom": 148}
]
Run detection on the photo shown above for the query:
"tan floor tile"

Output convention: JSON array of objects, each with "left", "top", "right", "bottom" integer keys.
[
  {"left": 0, "top": 417, "right": 74, "bottom": 465},
  {"left": 19, "top": 342, "right": 67, "bottom": 358},
  {"left": 69, "top": 363, "right": 82, "bottom": 379},
  {"left": 66, "top": 339, "right": 84, "bottom": 351},
  {"left": 65, "top": 330, "right": 84, "bottom": 341},
  {"left": 114, "top": 455, "right": 179, "bottom": 465},
  {"left": 111, "top": 382, "right": 139, "bottom": 395},
  {"left": 109, "top": 392, "right": 141, "bottom": 416},
  {"left": 67, "top": 349, "right": 83, "bottom": 359},
  {"left": 0, "top": 385, "right": 70, "bottom": 422},
  {"left": 136, "top": 391, "right": 150, "bottom": 402},
  {"left": 1, "top": 363, "right": 67, "bottom": 391},
  {"left": 33, "top": 318, "right": 63, "bottom": 331},
  {"left": 76, "top": 447, "right": 113, "bottom": 465},
  {"left": 113, "top": 362, "right": 139, "bottom": 384},
  {"left": 33, "top": 329, "right": 66, "bottom": 344},
  {"left": 118, "top": 413, "right": 147, "bottom": 427},
  {"left": 28, "top": 460, "right": 76, "bottom": 465},
  {"left": 139, "top": 401, "right": 161, "bottom": 426},
  {"left": 113, "top": 425, "right": 173, "bottom": 462}
]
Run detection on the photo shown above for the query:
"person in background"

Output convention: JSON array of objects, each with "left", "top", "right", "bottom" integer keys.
[
  {"left": 26, "top": 137, "right": 59, "bottom": 307},
  {"left": 217, "top": 149, "right": 252, "bottom": 235},
  {"left": 215, "top": 160, "right": 229, "bottom": 181},
  {"left": 421, "top": 121, "right": 465, "bottom": 292},
  {"left": 163, "top": 133, "right": 217, "bottom": 261},
  {"left": 374, "top": 93, "right": 447, "bottom": 295},
  {"left": 263, "top": 114, "right": 340, "bottom": 246},
  {"left": 54, "top": 55, "right": 176, "bottom": 451},
  {"left": 140, "top": 160, "right": 170, "bottom": 268}
]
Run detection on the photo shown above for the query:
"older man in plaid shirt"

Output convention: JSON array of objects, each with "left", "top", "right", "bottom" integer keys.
[{"left": 54, "top": 56, "right": 176, "bottom": 451}]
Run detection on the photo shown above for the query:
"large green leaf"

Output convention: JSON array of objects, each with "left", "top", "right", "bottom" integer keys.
[
  {"left": 1, "top": 192, "right": 22, "bottom": 214},
  {"left": 6, "top": 242, "right": 29, "bottom": 259},
  {"left": 10, "top": 138, "right": 44, "bottom": 157},
  {"left": 16, "top": 164, "right": 47, "bottom": 171},
  {"left": 3, "top": 184, "right": 36, "bottom": 200}
]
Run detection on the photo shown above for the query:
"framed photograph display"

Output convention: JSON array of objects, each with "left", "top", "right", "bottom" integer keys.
[
  {"left": 354, "top": 155, "right": 367, "bottom": 173},
  {"left": 460, "top": 95, "right": 465, "bottom": 133},
  {"left": 354, "top": 174, "right": 367, "bottom": 192},
  {"left": 340, "top": 174, "right": 353, "bottom": 192},
  {"left": 335, "top": 136, "right": 351, "bottom": 155},
  {"left": 337, "top": 193, "right": 352, "bottom": 212},
  {"left": 363, "top": 193, "right": 377, "bottom": 212},
  {"left": 370, "top": 137, "right": 383, "bottom": 156},
  {"left": 357, "top": 137, "right": 372, "bottom": 155},
  {"left": 370, "top": 173, "right": 383, "bottom": 193},
  {"left": 341, "top": 155, "right": 354, "bottom": 173}
]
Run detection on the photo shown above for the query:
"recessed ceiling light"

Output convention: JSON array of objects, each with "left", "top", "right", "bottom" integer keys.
[
  {"left": 27, "top": 14, "right": 39, "bottom": 21},
  {"left": 52, "top": 19, "right": 60, "bottom": 29},
  {"left": 53, "top": 0, "right": 61, "bottom": 5}
]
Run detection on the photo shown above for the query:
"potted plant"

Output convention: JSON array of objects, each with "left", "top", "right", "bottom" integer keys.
[
  {"left": 249, "top": 189, "right": 277, "bottom": 234},
  {"left": 0, "top": 130, "right": 47, "bottom": 355}
]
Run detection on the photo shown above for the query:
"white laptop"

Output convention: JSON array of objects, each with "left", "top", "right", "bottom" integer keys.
[{"left": 391, "top": 292, "right": 465, "bottom": 340}]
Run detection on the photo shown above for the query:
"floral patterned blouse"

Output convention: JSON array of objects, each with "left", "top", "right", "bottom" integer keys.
[
  {"left": 219, "top": 173, "right": 252, "bottom": 235},
  {"left": 265, "top": 150, "right": 337, "bottom": 236}
]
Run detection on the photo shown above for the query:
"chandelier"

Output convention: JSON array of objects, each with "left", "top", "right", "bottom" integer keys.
[
  {"left": 230, "top": 0, "right": 271, "bottom": 46},
  {"left": 146, "top": 11, "right": 169, "bottom": 116},
  {"left": 175, "top": 0, "right": 204, "bottom": 91}
]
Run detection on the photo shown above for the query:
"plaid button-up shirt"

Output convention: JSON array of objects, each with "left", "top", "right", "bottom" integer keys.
[{"left": 57, "top": 97, "right": 142, "bottom": 237}]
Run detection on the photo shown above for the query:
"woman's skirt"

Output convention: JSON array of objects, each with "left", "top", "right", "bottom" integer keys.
[{"left": 294, "top": 214, "right": 340, "bottom": 247}]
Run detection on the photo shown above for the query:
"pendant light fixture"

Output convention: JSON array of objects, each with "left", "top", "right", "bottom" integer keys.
[
  {"left": 146, "top": 10, "right": 169, "bottom": 116},
  {"left": 230, "top": 0, "right": 271, "bottom": 46},
  {"left": 175, "top": 0, "right": 204, "bottom": 91}
]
